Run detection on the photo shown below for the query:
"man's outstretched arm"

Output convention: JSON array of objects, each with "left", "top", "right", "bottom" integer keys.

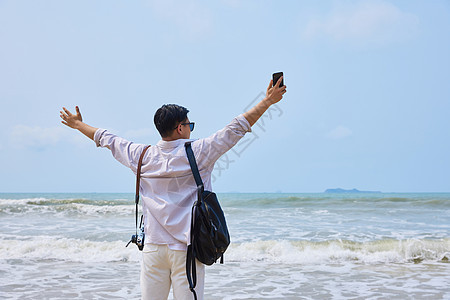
[
  {"left": 193, "top": 76, "right": 287, "bottom": 169},
  {"left": 60, "top": 106, "right": 98, "bottom": 140},
  {"left": 243, "top": 76, "right": 286, "bottom": 127}
]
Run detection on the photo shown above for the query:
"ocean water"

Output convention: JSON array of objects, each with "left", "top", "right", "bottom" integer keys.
[{"left": 0, "top": 192, "right": 449, "bottom": 299}]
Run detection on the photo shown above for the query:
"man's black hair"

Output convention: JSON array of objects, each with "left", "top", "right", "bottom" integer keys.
[{"left": 154, "top": 104, "right": 189, "bottom": 138}]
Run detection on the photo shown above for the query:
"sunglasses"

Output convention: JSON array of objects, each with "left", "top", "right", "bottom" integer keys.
[{"left": 174, "top": 122, "right": 195, "bottom": 132}]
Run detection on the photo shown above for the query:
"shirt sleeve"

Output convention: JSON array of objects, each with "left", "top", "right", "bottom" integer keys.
[
  {"left": 94, "top": 128, "right": 147, "bottom": 173},
  {"left": 193, "top": 114, "right": 252, "bottom": 169}
]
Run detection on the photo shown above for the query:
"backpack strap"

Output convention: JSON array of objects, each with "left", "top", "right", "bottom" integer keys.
[
  {"left": 186, "top": 206, "right": 198, "bottom": 300},
  {"left": 185, "top": 142, "right": 204, "bottom": 192},
  {"left": 184, "top": 142, "right": 201, "bottom": 300}
]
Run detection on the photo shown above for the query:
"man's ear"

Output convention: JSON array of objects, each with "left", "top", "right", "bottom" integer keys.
[{"left": 175, "top": 124, "right": 182, "bottom": 135}]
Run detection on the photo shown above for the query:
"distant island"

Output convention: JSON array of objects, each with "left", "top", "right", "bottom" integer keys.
[{"left": 325, "top": 188, "right": 381, "bottom": 193}]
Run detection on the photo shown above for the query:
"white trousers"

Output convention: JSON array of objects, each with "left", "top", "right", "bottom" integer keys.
[{"left": 141, "top": 244, "right": 205, "bottom": 300}]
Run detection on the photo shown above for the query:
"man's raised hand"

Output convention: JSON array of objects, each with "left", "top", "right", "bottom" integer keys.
[
  {"left": 60, "top": 106, "right": 83, "bottom": 129},
  {"left": 59, "top": 106, "right": 97, "bottom": 140},
  {"left": 265, "top": 76, "right": 287, "bottom": 105}
]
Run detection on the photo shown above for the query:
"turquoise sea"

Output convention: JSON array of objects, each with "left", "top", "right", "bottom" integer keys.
[{"left": 1, "top": 192, "right": 449, "bottom": 299}]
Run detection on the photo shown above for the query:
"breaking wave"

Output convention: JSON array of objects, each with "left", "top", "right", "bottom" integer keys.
[
  {"left": 226, "top": 239, "right": 450, "bottom": 264},
  {"left": 1, "top": 236, "right": 448, "bottom": 265},
  {"left": 0, "top": 197, "right": 134, "bottom": 216}
]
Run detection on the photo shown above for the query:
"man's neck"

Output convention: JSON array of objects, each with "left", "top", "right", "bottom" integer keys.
[{"left": 162, "top": 136, "right": 184, "bottom": 142}]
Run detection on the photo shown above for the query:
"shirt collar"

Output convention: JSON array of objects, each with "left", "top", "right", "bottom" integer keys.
[{"left": 156, "top": 138, "right": 194, "bottom": 149}]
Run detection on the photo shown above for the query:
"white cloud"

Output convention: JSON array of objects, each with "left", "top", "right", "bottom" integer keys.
[
  {"left": 327, "top": 125, "right": 353, "bottom": 140},
  {"left": 10, "top": 125, "right": 66, "bottom": 149},
  {"left": 122, "top": 128, "right": 156, "bottom": 142},
  {"left": 303, "top": 0, "right": 419, "bottom": 44},
  {"left": 147, "top": 0, "right": 213, "bottom": 41},
  {"left": 9, "top": 125, "right": 92, "bottom": 150},
  {"left": 8, "top": 125, "right": 158, "bottom": 150}
]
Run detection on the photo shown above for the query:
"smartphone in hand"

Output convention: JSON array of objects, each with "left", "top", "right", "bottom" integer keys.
[{"left": 272, "top": 72, "right": 284, "bottom": 88}]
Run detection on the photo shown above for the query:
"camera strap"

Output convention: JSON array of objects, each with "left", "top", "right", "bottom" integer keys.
[{"left": 135, "top": 145, "right": 151, "bottom": 236}]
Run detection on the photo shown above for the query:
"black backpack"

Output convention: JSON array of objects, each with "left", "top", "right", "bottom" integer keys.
[{"left": 185, "top": 142, "right": 230, "bottom": 299}]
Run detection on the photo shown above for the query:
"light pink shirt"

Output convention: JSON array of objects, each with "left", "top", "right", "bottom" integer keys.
[{"left": 94, "top": 114, "right": 251, "bottom": 250}]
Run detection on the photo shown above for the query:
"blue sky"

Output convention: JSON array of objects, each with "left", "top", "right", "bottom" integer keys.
[{"left": 0, "top": 0, "right": 449, "bottom": 193}]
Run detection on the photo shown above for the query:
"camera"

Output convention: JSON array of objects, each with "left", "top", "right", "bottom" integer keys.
[{"left": 126, "top": 215, "right": 145, "bottom": 251}]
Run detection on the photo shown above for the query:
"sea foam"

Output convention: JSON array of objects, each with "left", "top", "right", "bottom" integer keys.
[
  {"left": 2, "top": 236, "right": 448, "bottom": 265},
  {"left": 225, "top": 239, "right": 450, "bottom": 264},
  {"left": 0, "top": 236, "right": 141, "bottom": 263},
  {"left": 0, "top": 197, "right": 133, "bottom": 216}
]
